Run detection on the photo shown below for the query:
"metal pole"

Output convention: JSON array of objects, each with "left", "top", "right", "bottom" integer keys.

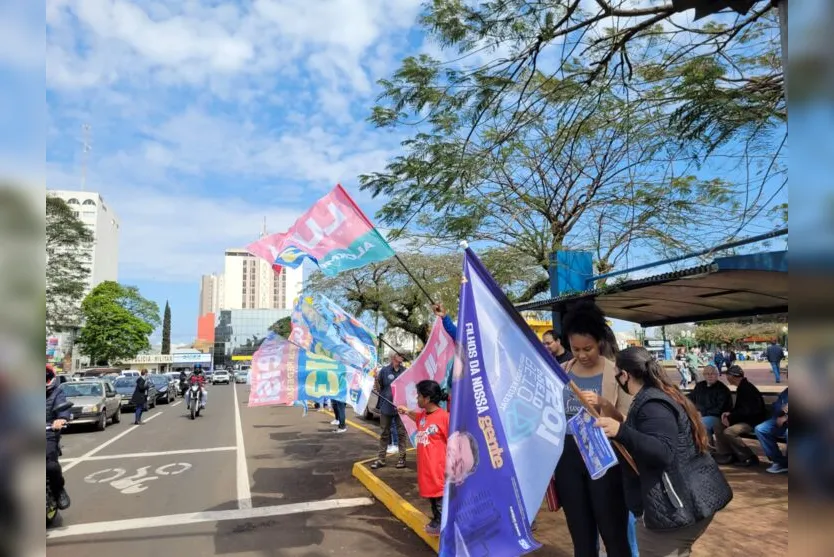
[
  {"left": 393, "top": 253, "right": 435, "bottom": 305},
  {"left": 590, "top": 227, "right": 788, "bottom": 283}
]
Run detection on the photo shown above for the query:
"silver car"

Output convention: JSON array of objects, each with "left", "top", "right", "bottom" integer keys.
[{"left": 59, "top": 380, "right": 122, "bottom": 431}]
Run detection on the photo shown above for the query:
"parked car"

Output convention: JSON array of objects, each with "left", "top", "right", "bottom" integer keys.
[
  {"left": 59, "top": 380, "right": 121, "bottom": 431},
  {"left": 113, "top": 376, "right": 158, "bottom": 411},
  {"left": 120, "top": 370, "right": 141, "bottom": 379},
  {"left": 212, "top": 370, "right": 231, "bottom": 385},
  {"left": 234, "top": 370, "right": 249, "bottom": 384},
  {"left": 148, "top": 373, "right": 177, "bottom": 404},
  {"left": 165, "top": 372, "right": 183, "bottom": 395}
]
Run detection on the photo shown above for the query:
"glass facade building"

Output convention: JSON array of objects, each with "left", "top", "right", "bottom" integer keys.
[{"left": 213, "top": 309, "right": 291, "bottom": 367}]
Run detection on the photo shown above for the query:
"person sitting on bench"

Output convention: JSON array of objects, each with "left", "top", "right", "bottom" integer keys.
[
  {"left": 713, "top": 366, "right": 767, "bottom": 467},
  {"left": 755, "top": 388, "right": 788, "bottom": 474}
]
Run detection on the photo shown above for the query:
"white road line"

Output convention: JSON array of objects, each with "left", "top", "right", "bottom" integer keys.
[
  {"left": 60, "top": 446, "right": 237, "bottom": 464},
  {"left": 46, "top": 497, "right": 374, "bottom": 540},
  {"left": 62, "top": 412, "right": 163, "bottom": 472},
  {"left": 233, "top": 384, "right": 252, "bottom": 509},
  {"left": 171, "top": 400, "right": 183, "bottom": 407}
]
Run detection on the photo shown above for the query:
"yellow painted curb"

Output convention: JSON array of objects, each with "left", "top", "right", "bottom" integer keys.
[
  {"left": 315, "top": 409, "right": 381, "bottom": 440},
  {"left": 352, "top": 458, "right": 440, "bottom": 553}
]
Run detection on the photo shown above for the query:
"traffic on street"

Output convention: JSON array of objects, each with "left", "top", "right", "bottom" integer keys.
[{"left": 46, "top": 379, "right": 433, "bottom": 557}]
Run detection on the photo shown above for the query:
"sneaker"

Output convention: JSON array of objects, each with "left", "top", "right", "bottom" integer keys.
[
  {"left": 766, "top": 463, "right": 788, "bottom": 474},
  {"left": 334, "top": 427, "right": 347, "bottom": 433},
  {"left": 330, "top": 419, "right": 340, "bottom": 426},
  {"left": 369, "top": 460, "right": 386, "bottom": 470},
  {"left": 425, "top": 519, "right": 441, "bottom": 536},
  {"left": 733, "top": 455, "right": 760, "bottom": 468},
  {"left": 57, "top": 489, "right": 71, "bottom": 510},
  {"left": 396, "top": 459, "right": 407, "bottom": 469},
  {"left": 386, "top": 444, "right": 398, "bottom": 455}
]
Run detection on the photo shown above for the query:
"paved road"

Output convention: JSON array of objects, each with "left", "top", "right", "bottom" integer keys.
[{"left": 47, "top": 383, "right": 433, "bottom": 557}]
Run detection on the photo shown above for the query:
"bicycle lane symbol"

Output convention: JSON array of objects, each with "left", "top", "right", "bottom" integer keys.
[{"left": 84, "top": 463, "right": 192, "bottom": 494}]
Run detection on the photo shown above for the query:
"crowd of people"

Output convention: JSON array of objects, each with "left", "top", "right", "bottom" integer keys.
[{"left": 342, "top": 300, "right": 788, "bottom": 557}]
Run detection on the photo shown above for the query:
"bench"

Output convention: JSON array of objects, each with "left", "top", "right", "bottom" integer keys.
[{"left": 682, "top": 389, "right": 788, "bottom": 443}]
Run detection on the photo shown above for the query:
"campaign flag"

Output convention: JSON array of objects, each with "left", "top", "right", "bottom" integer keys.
[
  {"left": 567, "top": 409, "right": 619, "bottom": 480},
  {"left": 246, "top": 184, "right": 395, "bottom": 277},
  {"left": 289, "top": 293, "right": 378, "bottom": 372},
  {"left": 440, "top": 249, "right": 571, "bottom": 557},
  {"left": 248, "top": 333, "right": 363, "bottom": 408},
  {"left": 391, "top": 317, "right": 455, "bottom": 446},
  {"left": 348, "top": 369, "right": 377, "bottom": 417}
]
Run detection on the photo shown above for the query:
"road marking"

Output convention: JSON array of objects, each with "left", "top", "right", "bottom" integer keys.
[
  {"left": 62, "top": 412, "right": 163, "bottom": 472},
  {"left": 171, "top": 400, "right": 182, "bottom": 407},
  {"left": 233, "top": 384, "right": 252, "bottom": 510},
  {"left": 46, "top": 497, "right": 375, "bottom": 540},
  {"left": 85, "top": 462, "right": 193, "bottom": 494},
  {"left": 60, "top": 446, "right": 236, "bottom": 464}
]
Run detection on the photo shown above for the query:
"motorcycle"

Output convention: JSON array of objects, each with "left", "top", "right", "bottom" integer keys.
[
  {"left": 47, "top": 400, "right": 74, "bottom": 527},
  {"left": 188, "top": 383, "right": 203, "bottom": 420}
]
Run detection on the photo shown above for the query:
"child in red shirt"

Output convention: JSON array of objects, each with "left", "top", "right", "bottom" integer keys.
[{"left": 398, "top": 379, "right": 449, "bottom": 536}]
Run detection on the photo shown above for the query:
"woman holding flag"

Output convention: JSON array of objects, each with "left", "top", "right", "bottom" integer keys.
[
  {"left": 595, "top": 347, "right": 732, "bottom": 556},
  {"left": 555, "top": 301, "right": 633, "bottom": 557}
]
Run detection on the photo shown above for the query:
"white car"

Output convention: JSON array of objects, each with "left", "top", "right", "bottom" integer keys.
[{"left": 211, "top": 370, "right": 231, "bottom": 385}]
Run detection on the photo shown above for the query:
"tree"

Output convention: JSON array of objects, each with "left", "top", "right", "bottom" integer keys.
[
  {"left": 46, "top": 195, "right": 93, "bottom": 333},
  {"left": 76, "top": 281, "right": 161, "bottom": 364},
  {"left": 307, "top": 248, "right": 533, "bottom": 343},
  {"left": 269, "top": 316, "right": 292, "bottom": 338},
  {"left": 362, "top": 0, "right": 785, "bottom": 300},
  {"left": 161, "top": 301, "right": 171, "bottom": 355}
]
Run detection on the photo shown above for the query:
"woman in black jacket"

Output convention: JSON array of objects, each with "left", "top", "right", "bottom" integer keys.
[
  {"left": 130, "top": 369, "right": 150, "bottom": 425},
  {"left": 595, "top": 347, "right": 733, "bottom": 557}
]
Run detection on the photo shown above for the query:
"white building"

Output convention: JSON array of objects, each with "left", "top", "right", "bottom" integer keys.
[
  {"left": 48, "top": 190, "right": 120, "bottom": 291},
  {"left": 47, "top": 190, "right": 120, "bottom": 372},
  {"left": 222, "top": 248, "right": 303, "bottom": 310}
]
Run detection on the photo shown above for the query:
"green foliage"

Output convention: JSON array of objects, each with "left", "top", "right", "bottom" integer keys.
[
  {"left": 46, "top": 195, "right": 94, "bottom": 333},
  {"left": 694, "top": 321, "right": 784, "bottom": 347},
  {"left": 77, "top": 281, "right": 161, "bottom": 364},
  {"left": 362, "top": 0, "right": 786, "bottom": 302},
  {"left": 270, "top": 316, "right": 292, "bottom": 338},
  {"left": 161, "top": 301, "right": 171, "bottom": 355},
  {"left": 307, "top": 247, "right": 537, "bottom": 342}
]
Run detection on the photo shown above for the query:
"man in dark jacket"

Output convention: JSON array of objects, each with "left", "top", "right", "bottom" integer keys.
[
  {"left": 687, "top": 365, "right": 732, "bottom": 439},
  {"left": 713, "top": 366, "right": 767, "bottom": 466},
  {"left": 130, "top": 369, "right": 149, "bottom": 425},
  {"left": 765, "top": 340, "right": 785, "bottom": 383},
  {"left": 370, "top": 352, "right": 408, "bottom": 470},
  {"left": 46, "top": 366, "right": 72, "bottom": 510}
]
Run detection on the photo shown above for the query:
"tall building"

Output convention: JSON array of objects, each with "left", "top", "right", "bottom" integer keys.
[
  {"left": 199, "top": 273, "right": 221, "bottom": 316},
  {"left": 222, "top": 248, "right": 304, "bottom": 310},
  {"left": 48, "top": 190, "right": 120, "bottom": 291}
]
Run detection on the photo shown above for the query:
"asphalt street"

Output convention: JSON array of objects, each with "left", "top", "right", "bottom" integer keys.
[{"left": 47, "top": 382, "right": 433, "bottom": 557}]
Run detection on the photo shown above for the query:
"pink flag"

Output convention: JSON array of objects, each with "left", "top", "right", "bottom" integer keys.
[
  {"left": 390, "top": 317, "right": 456, "bottom": 447},
  {"left": 246, "top": 184, "right": 395, "bottom": 277}
]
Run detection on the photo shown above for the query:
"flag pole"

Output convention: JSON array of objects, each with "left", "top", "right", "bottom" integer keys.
[{"left": 392, "top": 252, "right": 436, "bottom": 305}]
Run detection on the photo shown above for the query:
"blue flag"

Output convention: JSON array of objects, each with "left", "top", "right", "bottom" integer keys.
[{"left": 440, "top": 249, "right": 570, "bottom": 557}]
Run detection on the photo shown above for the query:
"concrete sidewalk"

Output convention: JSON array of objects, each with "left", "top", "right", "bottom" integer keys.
[{"left": 355, "top": 439, "right": 788, "bottom": 555}]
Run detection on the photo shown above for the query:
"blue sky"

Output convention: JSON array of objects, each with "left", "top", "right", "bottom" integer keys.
[{"left": 36, "top": 1, "right": 787, "bottom": 345}]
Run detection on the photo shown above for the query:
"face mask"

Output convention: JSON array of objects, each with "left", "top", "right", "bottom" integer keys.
[{"left": 616, "top": 373, "right": 630, "bottom": 396}]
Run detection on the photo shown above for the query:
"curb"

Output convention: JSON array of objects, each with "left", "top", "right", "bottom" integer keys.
[{"left": 352, "top": 457, "right": 440, "bottom": 553}]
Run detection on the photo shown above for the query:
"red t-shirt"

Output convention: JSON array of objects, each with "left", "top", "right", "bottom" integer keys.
[{"left": 415, "top": 408, "right": 449, "bottom": 498}]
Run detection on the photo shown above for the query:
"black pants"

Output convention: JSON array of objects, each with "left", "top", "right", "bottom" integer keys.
[
  {"left": 46, "top": 438, "right": 65, "bottom": 493},
  {"left": 429, "top": 497, "right": 442, "bottom": 523},
  {"left": 554, "top": 435, "right": 630, "bottom": 557}
]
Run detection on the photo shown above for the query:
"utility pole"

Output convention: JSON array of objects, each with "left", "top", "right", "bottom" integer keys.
[
  {"left": 778, "top": 0, "right": 788, "bottom": 109},
  {"left": 80, "top": 123, "right": 91, "bottom": 191}
]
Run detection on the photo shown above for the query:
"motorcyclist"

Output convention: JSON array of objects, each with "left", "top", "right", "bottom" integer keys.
[
  {"left": 186, "top": 365, "right": 207, "bottom": 409},
  {"left": 46, "top": 365, "right": 71, "bottom": 510}
]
